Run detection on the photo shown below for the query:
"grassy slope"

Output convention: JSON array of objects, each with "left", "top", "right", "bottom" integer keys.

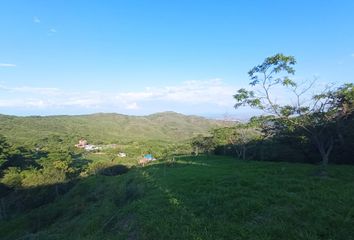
[
  {"left": 1, "top": 156, "right": 354, "bottom": 240},
  {"left": 0, "top": 112, "right": 223, "bottom": 145}
]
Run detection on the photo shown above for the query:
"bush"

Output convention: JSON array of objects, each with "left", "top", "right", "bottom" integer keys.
[
  {"left": 1, "top": 167, "right": 22, "bottom": 189},
  {"left": 20, "top": 167, "right": 67, "bottom": 188}
]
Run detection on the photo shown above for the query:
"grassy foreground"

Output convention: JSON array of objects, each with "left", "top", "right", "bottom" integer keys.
[{"left": 1, "top": 156, "right": 354, "bottom": 240}]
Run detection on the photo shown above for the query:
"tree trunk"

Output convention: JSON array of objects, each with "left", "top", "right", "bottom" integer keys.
[
  {"left": 55, "top": 185, "right": 59, "bottom": 197},
  {"left": 235, "top": 147, "right": 242, "bottom": 159},
  {"left": 321, "top": 152, "right": 329, "bottom": 166},
  {"left": 242, "top": 146, "right": 246, "bottom": 161},
  {"left": 313, "top": 135, "right": 333, "bottom": 168},
  {"left": 0, "top": 199, "right": 6, "bottom": 220}
]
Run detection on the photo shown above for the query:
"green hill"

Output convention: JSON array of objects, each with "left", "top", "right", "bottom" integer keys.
[
  {"left": 0, "top": 112, "right": 227, "bottom": 146},
  {"left": 1, "top": 155, "right": 353, "bottom": 239}
]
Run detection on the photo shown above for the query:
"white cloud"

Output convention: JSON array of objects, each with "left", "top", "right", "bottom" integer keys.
[
  {"left": 33, "top": 16, "right": 41, "bottom": 23},
  {"left": 125, "top": 102, "right": 139, "bottom": 110},
  {"left": 49, "top": 28, "right": 57, "bottom": 33},
  {"left": 0, "top": 63, "right": 16, "bottom": 67},
  {"left": 62, "top": 95, "right": 105, "bottom": 108},
  {"left": 351, "top": 53, "right": 354, "bottom": 58},
  {"left": 0, "top": 79, "right": 241, "bottom": 112},
  {"left": 0, "top": 85, "right": 61, "bottom": 96},
  {"left": 0, "top": 99, "right": 23, "bottom": 107},
  {"left": 27, "top": 99, "right": 48, "bottom": 108},
  {"left": 0, "top": 99, "right": 48, "bottom": 108},
  {"left": 116, "top": 79, "right": 237, "bottom": 107},
  {"left": 15, "top": 86, "right": 61, "bottom": 96}
]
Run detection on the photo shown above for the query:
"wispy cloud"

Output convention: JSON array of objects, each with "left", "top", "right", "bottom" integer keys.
[
  {"left": 351, "top": 53, "right": 354, "bottom": 58},
  {"left": 0, "top": 79, "right": 241, "bottom": 112},
  {"left": 125, "top": 102, "right": 140, "bottom": 110},
  {"left": 0, "top": 85, "right": 61, "bottom": 96},
  {"left": 33, "top": 16, "right": 41, "bottom": 23},
  {"left": 116, "top": 79, "right": 237, "bottom": 107},
  {"left": 0, "top": 63, "right": 16, "bottom": 68},
  {"left": 47, "top": 28, "right": 58, "bottom": 36},
  {"left": 0, "top": 99, "right": 47, "bottom": 108}
]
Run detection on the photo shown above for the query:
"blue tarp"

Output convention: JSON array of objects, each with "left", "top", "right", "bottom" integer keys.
[{"left": 144, "top": 154, "right": 153, "bottom": 160}]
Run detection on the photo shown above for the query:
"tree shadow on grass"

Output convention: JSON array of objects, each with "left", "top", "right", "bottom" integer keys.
[
  {"left": 130, "top": 156, "right": 215, "bottom": 239},
  {"left": 0, "top": 164, "right": 131, "bottom": 221},
  {"left": 0, "top": 157, "right": 214, "bottom": 239}
]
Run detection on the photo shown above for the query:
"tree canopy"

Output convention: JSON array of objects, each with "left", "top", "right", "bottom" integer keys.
[{"left": 234, "top": 53, "right": 354, "bottom": 167}]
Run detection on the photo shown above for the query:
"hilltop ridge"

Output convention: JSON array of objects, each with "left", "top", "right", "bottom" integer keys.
[{"left": 0, "top": 111, "right": 230, "bottom": 146}]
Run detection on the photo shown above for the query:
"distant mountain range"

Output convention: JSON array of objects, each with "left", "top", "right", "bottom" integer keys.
[{"left": 0, "top": 111, "right": 233, "bottom": 146}]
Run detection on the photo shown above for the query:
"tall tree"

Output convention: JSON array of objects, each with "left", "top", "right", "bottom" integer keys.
[
  {"left": 229, "top": 126, "right": 260, "bottom": 161},
  {"left": 212, "top": 125, "right": 260, "bottom": 160},
  {"left": 234, "top": 53, "right": 353, "bottom": 167},
  {"left": 191, "top": 135, "right": 215, "bottom": 156}
]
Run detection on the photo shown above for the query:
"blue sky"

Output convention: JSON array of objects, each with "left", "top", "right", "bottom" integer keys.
[{"left": 0, "top": 0, "right": 353, "bottom": 118}]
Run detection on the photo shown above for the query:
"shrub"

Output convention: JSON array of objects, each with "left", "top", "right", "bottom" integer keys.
[{"left": 1, "top": 167, "right": 22, "bottom": 189}]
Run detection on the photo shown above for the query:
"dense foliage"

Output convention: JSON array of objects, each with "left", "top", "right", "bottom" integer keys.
[{"left": 0, "top": 112, "right": 225, "bottom": 147}]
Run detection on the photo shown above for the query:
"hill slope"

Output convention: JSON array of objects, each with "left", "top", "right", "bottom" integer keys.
[
  {"left": 0, "top": 112, "right": 226, "bottom": 146},
  {"left": 1, "top": 156, "right": 353, "bottom": 239}
]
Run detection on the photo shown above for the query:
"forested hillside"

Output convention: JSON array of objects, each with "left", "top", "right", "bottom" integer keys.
[{"left": 0, "top": 112, "right": 226, "bottom": 147}]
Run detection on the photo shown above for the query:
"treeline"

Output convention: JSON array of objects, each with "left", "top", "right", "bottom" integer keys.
[{"left": 192, "top": 110, "right": 354, "bottom": 164}]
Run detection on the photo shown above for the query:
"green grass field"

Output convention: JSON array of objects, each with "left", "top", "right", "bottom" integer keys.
[{"left": 1, "top": 156, "right": 354, "bottom": 240}]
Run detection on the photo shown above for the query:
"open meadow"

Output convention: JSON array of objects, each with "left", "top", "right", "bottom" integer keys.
[{"left": 1, "top": 155, "right": 353, "bottom": 240}]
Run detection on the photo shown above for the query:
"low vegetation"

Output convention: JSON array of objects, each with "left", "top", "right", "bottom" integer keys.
[{"left": 1, "top": 156, "right": 354, "bottom": 239}]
